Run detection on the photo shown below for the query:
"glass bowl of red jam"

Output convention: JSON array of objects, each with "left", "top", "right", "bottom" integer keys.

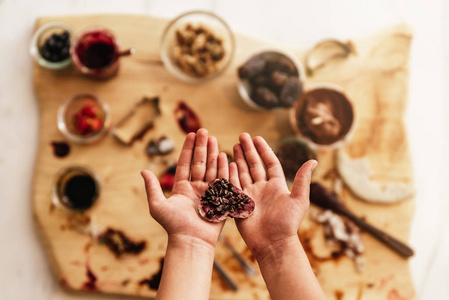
[
  {"left": 52, "top": 165, "right": 100, "bottom": 213},
  {"left": 70, "top": 27, "right": 132, "bottom": 79},
  {"left": 57, "top": 93, "right": 111, "bottom": 144},
  {"left": 29, "top": 21, "right": 74, "bottom": 70}
]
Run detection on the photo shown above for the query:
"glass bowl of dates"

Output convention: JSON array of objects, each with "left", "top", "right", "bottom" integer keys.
[
  {"left": 57, "top": 93, "right": 111, "bottom": 144},
  {"left": 275, "top": 136, "right": 316, "bottom": 183},
  {"left": 237, "top": 49, "right": 305, "bottom": 110},
  {"left": 30, "top": 21, "right": 74, "bottom": 70},
  {"left": 289, "top": 83, "right": 355, "bottom": 150},
  {"left": 160, "top": 10, "right": 235, "bottom": 83}
]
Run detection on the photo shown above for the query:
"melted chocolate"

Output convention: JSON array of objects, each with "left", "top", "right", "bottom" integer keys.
[
  {"left": 51, "top": 141, "right": 70, "bottom": 158},
  {"left": 100, "top": 228, "right": 146, "bottom": 257},
  {"left": 139, "top": 258, "right": 164, "bottom": 290},
  {"left": 295, "top": 88, "right": 354, "bottom": 145},
  {"left": 62, "top": 175, "right": 97, "bottom": 210}
]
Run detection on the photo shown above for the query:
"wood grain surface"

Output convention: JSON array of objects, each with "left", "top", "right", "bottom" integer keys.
[{"left": 32, "top": 15, "right": 415, "bottom": 299}]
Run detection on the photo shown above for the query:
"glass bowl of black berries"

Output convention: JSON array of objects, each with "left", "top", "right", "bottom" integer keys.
[
  {"left": 30, "top": 21, "right": 74, "bottom": 70},
  {"left": 237, "top": 48, "right": 305, "bottom": 110}
]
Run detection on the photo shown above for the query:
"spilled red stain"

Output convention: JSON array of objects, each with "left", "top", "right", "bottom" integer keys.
[
  {"left": 174, "top": 101, "right": 201, "bottom": 134},
  {"left": 379, "top": 274, "right": 395, "bottom": 290},
  {"left": 59, "top": 278, "right": 69, "bottom": 289},
  {"left": 138, "top": 258, "right": 150, "bottom": 265},
  {"left": 387, "top": 289, "right": 409, "bottom": 300},
  {"left": 82, "top": 266, "right": 98, "bottom": 291}
]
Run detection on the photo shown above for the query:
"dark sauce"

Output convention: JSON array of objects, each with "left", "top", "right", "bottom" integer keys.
[
  {"left": 51, "top": 141, "right": 70, "bottom": 158},
  {"left": 62, "top": 175, "right": 97, "bottom": 210}
]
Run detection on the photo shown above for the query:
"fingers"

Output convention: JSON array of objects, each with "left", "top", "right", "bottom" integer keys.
[
  {"left": 229, "top": 162, "right": 241, "bottom": 189},
  {"left": 205, "top": 136, "right": 219, "bottom": 182},
  {"left": 252, "top": 136, "right": 285, "bottom": 180},
  {"left": 238, "top": 133, "right": 267, "bottom": 182},
  {"left": 290, "top": 160, "right": 318, "bottom": 200},
  {"left": 174, "top": 132, "right": 196, "bottom": 182},
  {"left": 141, "top": 170, "right": 165, "bottom": 210},
  {"left": 233, "top": 143, "right": 253, "bottom": 188},
  {"left": 191, "top": 128, "right": 209, "bottom": 181},
  {"left": 217, "top": 152, "right": 229, "bottom": 180}
]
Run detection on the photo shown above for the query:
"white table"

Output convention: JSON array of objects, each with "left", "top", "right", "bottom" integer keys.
[{"left": 1, "top": 0, "right": 448, "bottom": 299}]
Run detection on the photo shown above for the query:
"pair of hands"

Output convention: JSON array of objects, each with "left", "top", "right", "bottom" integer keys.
[{"left": 141, "top": 128, "right": 317, "bottom": 261}]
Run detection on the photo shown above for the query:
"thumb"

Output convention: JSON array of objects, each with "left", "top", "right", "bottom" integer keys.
[
  {"left": 290, "top": 160, "right": 318, "bottom": 200},
  {"left": 141, "top": 170, "right": 165, "bottom": 210}
]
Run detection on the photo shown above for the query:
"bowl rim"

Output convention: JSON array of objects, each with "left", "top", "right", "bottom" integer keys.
[
  {"left": 69, "top": 26, "right": 121, "bottom": 75},
  {"left": 29, "top": 21, "right": 74, "bottom": 70},
  {"left": 288, "top": 82, "right": 357, "bottom": 150},
  {"left": 52, "top": 165, "right": 101, "bottom": 213},
  {"left": 237, "top": 46, "right": 306, "bottom": 111},
  {"left": 57, "top": 93, "right": 111, "bottom": 144},
  {"left": 159, "top": 10, "right": 235, "bottom": 83}
]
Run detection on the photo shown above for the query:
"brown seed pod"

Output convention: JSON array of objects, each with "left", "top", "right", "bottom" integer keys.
[{"left": 197, "top": 178, "right": 255, "bottom": 223}]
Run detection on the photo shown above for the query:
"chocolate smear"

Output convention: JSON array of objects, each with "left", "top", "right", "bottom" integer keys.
[
  {"left": 100, "top": 228, "right": 146, "bottom": 257},
  {"left": 139, "top": 258, "right": 164, "bottom": 290}
]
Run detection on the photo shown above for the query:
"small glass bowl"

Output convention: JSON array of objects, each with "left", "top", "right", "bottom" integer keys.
[
  {"left": 52, "top": 165, "right": 101, "bottom": 213},
  {"left": 29, "top": 21, "right": 74, "bottom": 70},
  {"left": 237, "top": 48, "right": 305, "bottom": 110},
  {"left": 70, "top": 27, "right": 125, "bottom": 79},
  {"left": 289, "top": 82, "right": 356, "bottom": 150},
  {"left": 57, "top": 93, "right": 111, "bottom": 144},
  {"left": 160, "top": 10, "right": 235, "bottom": 83}
]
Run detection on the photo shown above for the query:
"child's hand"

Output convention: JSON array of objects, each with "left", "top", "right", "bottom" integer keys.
[
  {"left": 141, "top": 128, "right": 229, "bottom": 248},
  {"left": 230, "top": 133, "right": 317, "bottom": 261}
]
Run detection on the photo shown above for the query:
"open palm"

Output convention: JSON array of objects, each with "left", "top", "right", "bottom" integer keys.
[
  {"left": 229, "top": 133, "right": 317, "bottom": 259},
  {"left": 141, "top": 129, "right": 230, "bottom": 247}
]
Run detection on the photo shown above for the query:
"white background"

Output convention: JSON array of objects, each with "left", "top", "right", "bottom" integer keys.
[{"left": 1, "top": 0, "right": 448, "bottom": 299}]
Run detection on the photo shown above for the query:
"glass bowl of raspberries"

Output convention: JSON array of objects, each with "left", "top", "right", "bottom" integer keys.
[
  {"left": 57, "top": 93, "right": 111, "bottom": 144},
  {"left": 30, "top": 21, "right": 74, "bottom": 70}
]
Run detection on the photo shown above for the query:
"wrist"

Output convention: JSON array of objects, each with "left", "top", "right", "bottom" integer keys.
[
  {"left": 167, "top": 234, "right": 216, "bottom": 256},
  {"left": 254, "top": 235, "right": 302, "bottom": 268}
]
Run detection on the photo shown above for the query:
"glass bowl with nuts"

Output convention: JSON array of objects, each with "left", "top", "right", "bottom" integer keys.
[
  {"left": 237, "top": 48, "right": 305, "bottom": 110},
  {"left": 160, "top": 10, "right": 235, "bottom": 83}
]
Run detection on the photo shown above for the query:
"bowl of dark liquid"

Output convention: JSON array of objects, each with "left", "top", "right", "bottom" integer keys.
[
  {"left": 71, "top": 28, "right": 132, "bottom": 79},
  {"left": 53, "top": 166, "right": 100, "bottom": 212}
]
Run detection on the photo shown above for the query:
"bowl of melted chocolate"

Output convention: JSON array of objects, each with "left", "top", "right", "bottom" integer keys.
[
  {"left": 290, "top": 84, "right": 355, "bottom": 149},
  {"left": 53, "top": 166, "right": 100, "bottom": 212}
]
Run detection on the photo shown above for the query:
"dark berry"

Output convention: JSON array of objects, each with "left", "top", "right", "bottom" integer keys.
[{"left": 39, "top": 30, "right": 71, "bottom": 62}]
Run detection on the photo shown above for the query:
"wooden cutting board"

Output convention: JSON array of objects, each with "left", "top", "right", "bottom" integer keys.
[{"left": 32, "top": 15, "right": 416, "bottom": 299}]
